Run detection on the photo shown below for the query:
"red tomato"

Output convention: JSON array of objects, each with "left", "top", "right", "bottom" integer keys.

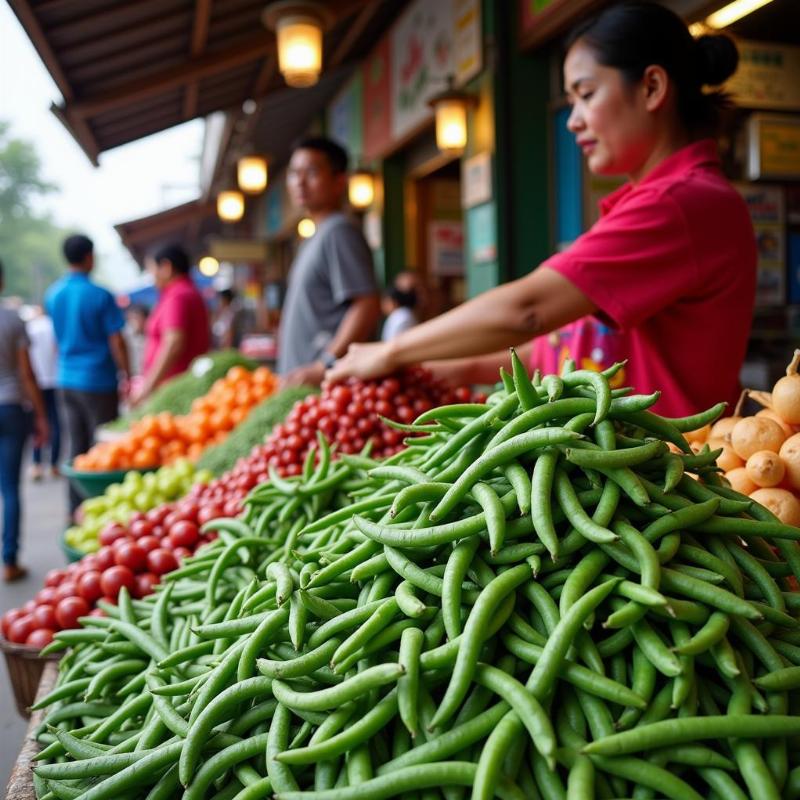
[
  {"left": 36, "top": 587, "right": 59, "bottom": 606},
  {"left": 77, "top": 570, "right": 104, "bottom": 603},
  {"left": 1, "top": 608, "right": 25, "bottom": 638},
  {"left": 167, "top": 520, "right": 199, "bottom": 548},
  {"left": 55, "top": 596, "right": 90, "bottom": 629},
  {"left": 22, "top": 599, "right": 38, "bottom": 613},
  {"left": 133, "top": 572, "right": 158, "bottom": 598},
  {"left": 44, "top": 568, "right": 66, "bottom": 587},
  {"left": 146, "top": 506, "right": 170, "bottom": 525},
  {"left": 129, "top": 519, "right": 155, "bottom": 539},
  {"left": 94, "top": 547, "right": 116, "bottom": 572},
  {"left": 172, "top": 546, "right": 191, "bottom": 561},
  {"left": 100, "top": 565, "right": 135, "bottom": 598},
  {"left": 147, "top": 548, "right": 178, "bottom": 576},
  {"left": 54, "top": 581, "right": 79, "bottom": 602},
  {"left": 88, "top": 608, "right": 107, "bottom": 618},
  {"left": 137, "top": 535, "right": 161, "bottom": 553},
  {"left": 31, "top": 604, "right": 58, "bottom": 630},
  {"left": 26, "top": 628, "right": 55, "bottom": 649},
  {"left": 7, "top": 615, "right": 35, "bottom": 644},
  {"left": 197, "top": 503, "right": 224, "bottom": 526},
  {"left": 114, "top": 542, "right": 148, "bottom": 572},
  {"left": 99, "top": 522, "right": 128, "bottom": 547}
]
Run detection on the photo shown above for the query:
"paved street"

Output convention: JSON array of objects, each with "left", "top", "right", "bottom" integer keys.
[{"left": 0, "top": 458, "right": 68, "bottom": 790}]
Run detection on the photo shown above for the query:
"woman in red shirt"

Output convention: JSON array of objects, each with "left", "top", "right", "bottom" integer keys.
[{"left": 330, "top": 2, "right": 756, "bottom": 416}]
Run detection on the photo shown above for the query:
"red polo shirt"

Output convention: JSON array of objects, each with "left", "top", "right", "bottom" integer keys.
[
  {"left": 144, "top": 276, "right": 210, "bottom": 383},
  {"left": 544, "top": 139, "right": 757, "bottom": 417}
]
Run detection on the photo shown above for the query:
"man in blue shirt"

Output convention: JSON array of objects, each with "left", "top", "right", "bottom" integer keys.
[{"left": 45, "top": 235, "right": 130, "bottom": 515}]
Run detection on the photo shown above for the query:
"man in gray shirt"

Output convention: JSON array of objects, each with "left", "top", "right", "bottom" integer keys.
[{"left": 278, "top": 137, "right": 380, "bottom": 386}]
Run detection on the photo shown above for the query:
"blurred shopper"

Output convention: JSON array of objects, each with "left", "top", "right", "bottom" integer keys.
[
  {"left": 134, "top": 244, "right": 210, "bottom": 404},
  {"left": 0, "top": 261, "right": 48, "bottom": 581},
  {"left": 381, "top": 284, "right": 418, "bottom": 341},
  {"left": 46, "top": 234, "right": 130, "bottom": 515},
  {"left": 26, "top": 306, "right": 61, "bottom": 479},
  {"left": 278, "top": 137, "right": 380, "bottom": 387},
  {"left": 213, "top": 288, "right": 244, "bottom": 349},
  {"left": 330, "top": 3, "right": 755, "bottom": 416},
  {"left": 124, "top": 303, "right": 148, "bottom": 377}
]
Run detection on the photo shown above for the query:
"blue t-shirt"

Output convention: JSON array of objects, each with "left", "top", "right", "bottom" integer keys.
[{"left": 45, "top": 272, "right": 124, "bottom": 392}]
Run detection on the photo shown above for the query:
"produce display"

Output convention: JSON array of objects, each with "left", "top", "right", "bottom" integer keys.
[
  {"left": 262, "top": 366, "right": 480, "bottom": 475},
  {"left": 65, "top": 460, "right": 213, "bottom": 555},
  {"left": 24, "top": 357, "right": 800, "bottom": 800},
  {"left": 690, "top": 350, "right": 800, "bottom": 527},
  {"left": 108, "top": 349, "right": 257, "bottom": 429},
  {"left": 197, "top": 386, "right": 316, "bottom": 476},
  {"left": 74, "top": 365, "right": 277, "bottom": 471}
]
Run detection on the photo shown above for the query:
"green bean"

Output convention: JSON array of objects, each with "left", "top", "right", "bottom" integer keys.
[
  {"left": 503, "top": 461, "right": 532, "bottom": 515},
  {"left": 471, "top": 482, "right": 506, "bottom": 555},
  {"left": 331, "top": 598, "right": 399, "bottom": 669},
  {"left": 510, "top": 348, "right": 539, "bottom": 411},
  {"left": 398, "top": 627, "right": 424, "bottom": 738},
  {"left": 588, "top": 754, "right": 703, "bottom": 800},
  {"left": 531, "top": 451, "right": 560, "bottom": 560},
  {"left": 267, "top": 703, "right": 300, "bottom": 792},
  {"left": 554, "top": 470, "right": 617, "bottom": 545},
  {"left": 395, "top": 580, "right": 427, "bottom": 618}
]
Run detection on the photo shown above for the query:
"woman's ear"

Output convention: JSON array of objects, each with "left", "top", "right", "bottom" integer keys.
[{"left": 641, "top": 64, "right": 670, "bottom": 112}]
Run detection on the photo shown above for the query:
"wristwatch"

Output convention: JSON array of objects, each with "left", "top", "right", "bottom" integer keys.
[{"left": 320, "top": 350, "right": 337, "bottom": 370}]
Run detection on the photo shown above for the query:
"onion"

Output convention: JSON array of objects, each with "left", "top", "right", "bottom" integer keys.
[
  {"left": 772, "top": 350, "right": 800, "bottom": 425},
  {"left": 750, "top": 487, "right": 800, "bottom": 527},
  {"left": 779, "top": 433, "right": 800, "bottom": 492},
  {"left": 745, "top": 450, "right": 786, "bottom": 488},
  {"left": 725, "top": 467, "right": 757, "bottom": 496},
  {"left": 730, "top": 417, "right": 786, "bottom": 460}
]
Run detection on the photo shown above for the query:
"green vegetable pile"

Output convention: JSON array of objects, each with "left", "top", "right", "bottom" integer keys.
[
  {"left": 30, "top": 356, "right": 800, "bottom": 800},
  {"left": 197, "top": 387, "right": 317, "bottom": 476},
  {"left": 108, "top": 350, "right": 257, "bottom": 429}
]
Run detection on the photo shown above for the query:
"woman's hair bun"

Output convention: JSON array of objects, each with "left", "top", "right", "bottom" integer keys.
[{"left": 695, "top": 34, "right": 739, "bottom": 86}]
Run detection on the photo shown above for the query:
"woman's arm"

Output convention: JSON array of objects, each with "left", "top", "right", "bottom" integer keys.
[
  {"left": 423, "top": 341, "right": 535, "bottom": 387},
  {"left": 328, "top": 267, "right": 594, "bottom": 381},
  {"left": 134, "top": 329, "right": 185, "bottom": 404}
]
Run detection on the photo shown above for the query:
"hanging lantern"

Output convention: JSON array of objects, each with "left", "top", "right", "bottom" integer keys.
[
  {"left": 428, "top": 77, "right": 476, "bottom": 156},
  {"left": 263, "top": 2, "right": 331, "bottom": 88},
  {"left": 348, "top": 169, "right": 375, "bottom": 210},
  {"left": 297, "top": 217, "right": 316, "bottom": 238},
  {"left": 217, "top": 190, "right": 245, "bottom": 222},
  {"left": 237, "top": 155, "right": 268, "bottom": 194},
  {"left": 198, "top": 256, "right": 220, "bottom": 277}
]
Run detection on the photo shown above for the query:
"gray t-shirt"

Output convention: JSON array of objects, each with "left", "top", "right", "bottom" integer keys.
[
  {"left": 0, "top": 306, "right": 29, "bottom": 404},
  {"left": 278, "top": 213, "right": 377, "bottom": 374}
]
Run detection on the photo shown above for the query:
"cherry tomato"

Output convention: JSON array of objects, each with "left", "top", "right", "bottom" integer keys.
[
  {"left": 133, "top": 572, "right": 158, "bottom": 598},
  {"left": 31, "top": 604, "right": 58, "bottom": 630},
  {"left": 7, "top": 615, "right": 35, "bottom": 644},
  {"left": 94, "top": 547, "right": 116, "bottom": 572},
  {"left": 197, "top": 504, "right": 224, "bottom": 526},
  {"left": 77, "top": 570, "right": 104, "bottom": 603},
  {"left": 26, "top": 628, "right": 55, "bottom": 649},
  {"left": 44, "top": 568, "right": 66, "bottom": 587},
  {"left": 54, "top": 581, "right": 79, "bottom": 602},
  {"left": 168, "top": 520, "right": 199, "bottom": 548},
  {"left": 172, "top": 547, "right": 192, "bottom": 562},
  {"left": 114, "top": 542, "right": 148, "bottom": 572},
  {"left": 99, "top": 522, "right": 128, "bottom": 547},
  {"left": 55, "top": 596, "right": 90, "bottom": 629},
  {"left": 137, "top": 535, "right": 161, "bottom": 553},
  {"left": 129, "top": 519, "right": 155, "bottom": 539},
  {"left": 88, "top": 608, "right": 107, "bottom": 618},
  {"left": 100, "top": 565, "right": 135, "bottom": 598},
  {"left": 36, "top": 587, "right": 59, "bottom": 606},
  {"left": 1, "top": 608, "right": 26, "bottom": 639},
  {"left": 147, "top": 548, "right": 178, "bottom": 576}
]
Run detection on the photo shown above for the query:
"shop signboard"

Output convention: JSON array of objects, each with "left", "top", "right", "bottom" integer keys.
[
  {"left": 747, "top": 114, "right": 800, "bottom": 181},
  {"left": 362, "top": 37, "right": 392, "bottom": 160},
  {"left": 265, "top": 186, "right": 285, "bottom": 237},
  {"left": 428, "top": 220, "right": 465, "bottom": 276},
  {"left": 462, "top": 151, "right": 492, "bottom": 208},
  {"left": 727, "top": 41, "right": 800, "bottom": 112},
  {"left": 454, "top": 0, "right": 482, "bottom": 85},
  {"left": 466, "top": 202, "right": 497, "bottom": 264},
  {"left": 327, "top": 72, "right": 363, "bottom": 159},
  {"left": 737, "top": 183, "right": 786, "bottom": 307},
  {"left": 391, "top": 0, "right": 454, "bottom": 141}
]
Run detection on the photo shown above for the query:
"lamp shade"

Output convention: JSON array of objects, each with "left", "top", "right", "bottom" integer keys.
[
  {"left": 348, "top": 170, "right": 375, "bottom": 210},
  {"left": 217, "top": 190, "right": 245, "bottom": 222},
  {"left": 237, "top": 156, "right": 268, "bottom": 194},
  {"left": 297, "top": 217, "right": 316, "bottom": 238},
  {"left": 434, "top": 98, "right": 469, "bottom": 155},
  {"left": 264, "top": 2, "right": 330, "bottom": 88}
]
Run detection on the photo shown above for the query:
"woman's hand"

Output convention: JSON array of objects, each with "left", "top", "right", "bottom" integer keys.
[
  {"left": 326, "top": 341, "right": 397, "bottom": 383},
  {"left": 33, "top": 413, "right": 49, "bottom": 449}
]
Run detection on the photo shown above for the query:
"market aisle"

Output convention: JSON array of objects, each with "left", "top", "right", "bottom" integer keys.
[{"left": 0, "top": 463, "right": 66, "bottom": 788}]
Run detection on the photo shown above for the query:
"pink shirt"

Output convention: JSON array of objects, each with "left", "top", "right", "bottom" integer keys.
[
  {"left": 144, "top": 276, "right": 210, "bottom": 383},
  {"left": 543, "top": 139, "right": 756, "bottom": 417}
]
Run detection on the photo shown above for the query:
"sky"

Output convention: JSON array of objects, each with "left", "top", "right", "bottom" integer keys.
[{"left": 0, "top": 2, "right": 205, "bottom": 293}]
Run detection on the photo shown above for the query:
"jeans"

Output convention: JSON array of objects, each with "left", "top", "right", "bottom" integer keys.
[
  {"left": 0, "top": 404, "right": 29, "bottom": 566},
  {"left": 32, "top": 388, "right": 61, "bottom": 467},
  {"left": 59, "top": 388, "right": 118, "bottom": 513}
]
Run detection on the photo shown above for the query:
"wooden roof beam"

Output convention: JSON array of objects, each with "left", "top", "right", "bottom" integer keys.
[
  {"left": 183, "top": 0, "right": 213, "bottom": 120},
  {"left": 328, "top": 1, "right": 385, "bottom": 67},
  {"left": 64, "top": 32, "right": 273, "bottom": 119}
]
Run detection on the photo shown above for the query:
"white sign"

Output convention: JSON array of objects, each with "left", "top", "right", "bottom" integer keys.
[
  {"left": 462, "top": 151, "right": 492, "bottom": 208},
  {"left": 727, "top": 40, "right": 800, "bottom": 112},
  {"left": 428, "top": 220, "right": 464, "bottom": 277}
]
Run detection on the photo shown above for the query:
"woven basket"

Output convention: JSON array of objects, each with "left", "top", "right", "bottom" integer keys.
[{"left": 0, "top": 638, "right": 59, "bottom": 718}]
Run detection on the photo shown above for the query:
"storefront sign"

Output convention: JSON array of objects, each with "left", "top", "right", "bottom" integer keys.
[
  {"left": 391, "top": 1, "right": 453, "bottom": 141},
  {"left": 454, "top": 0, "right": 482, "bottom": 85},
  {"left": 737, "top": 183, "right": 786, "bottom": 307},
  {"left": 362, "top": 37, "right": 392, "bottom": 161},
  {"left": 466, "top": 202, "right": 497, "bottom": 264},
  {"left": 208, "top": 238, "right": 268, "bottom": 262},
  {"left": 462, "top": 151, "right": 492, "bottom": 208},
  {"left": 428, "top": 220, "right": 464, "bottom": 276},
  {"left": 327, "top": 72, "right": 363, "bottom": 158},
  {"left": 727, "top": 41, "right": 800, "bottom": 112},
  {"left": 747, "top": 114, "right": 800, "bottom": 180}
]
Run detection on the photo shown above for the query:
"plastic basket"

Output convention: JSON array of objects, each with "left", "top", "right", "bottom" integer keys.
[
  {"left": 60, "top": 530, "right": 86, "bottom": 563},
  {"left": 60, "top": 460, "right": 156, "bottom": 499},
  {"left": 0, "top": 638, "right": 59, "bottom": 718}
]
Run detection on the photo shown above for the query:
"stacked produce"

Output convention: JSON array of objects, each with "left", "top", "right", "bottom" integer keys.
[
  {"left": 690, "top": 350, "right": 800, "bottom": 527},
  {"left": 262, "top": 366, "right": 479, "bottom": 475},
  {"left": 27, "top": 357, "right": 800, "bottom": 799},
  {"left": 74, "top": 365, "right": 277, "bottom": 471},
  {"left": 66, "top": 460, "right": 213, "bottom": 555}
]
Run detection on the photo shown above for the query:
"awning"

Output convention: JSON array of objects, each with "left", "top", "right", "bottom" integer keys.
[{"left": 9, "top": 0, "right": 406, "bottom": 165}]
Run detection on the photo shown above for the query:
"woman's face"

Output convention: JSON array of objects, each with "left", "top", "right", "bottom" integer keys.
[{"left": 564, "top": 40, "right": 658, "bottom": 179}]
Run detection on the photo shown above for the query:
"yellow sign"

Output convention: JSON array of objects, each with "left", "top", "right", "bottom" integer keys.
[{"left": 747, "top": 114, "right": 800, "bottom": 180}]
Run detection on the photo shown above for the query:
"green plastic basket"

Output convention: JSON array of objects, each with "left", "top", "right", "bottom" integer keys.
[
  {"left": 60, "top": 530, "right": 86, "bottom": 564},
  {"left": 60, "top": 460, "right": 156, "bottom": 499}
]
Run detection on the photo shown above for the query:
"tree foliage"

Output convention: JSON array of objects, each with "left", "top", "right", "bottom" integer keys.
[{"left": 0, "top": 120, "right": 68, "bottom": 301}]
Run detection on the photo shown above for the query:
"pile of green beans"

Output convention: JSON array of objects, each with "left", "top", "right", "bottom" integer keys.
[{"left": 30, "top": 356, "right": 800, "bottom": 800}]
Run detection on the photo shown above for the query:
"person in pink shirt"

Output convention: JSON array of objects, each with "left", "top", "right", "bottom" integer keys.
[
  {"left": 134, "top": 244, "right": 210, "bottom": 404},
  {"left": 329, "top": 2, "right": 756, "bottom": 416}
]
